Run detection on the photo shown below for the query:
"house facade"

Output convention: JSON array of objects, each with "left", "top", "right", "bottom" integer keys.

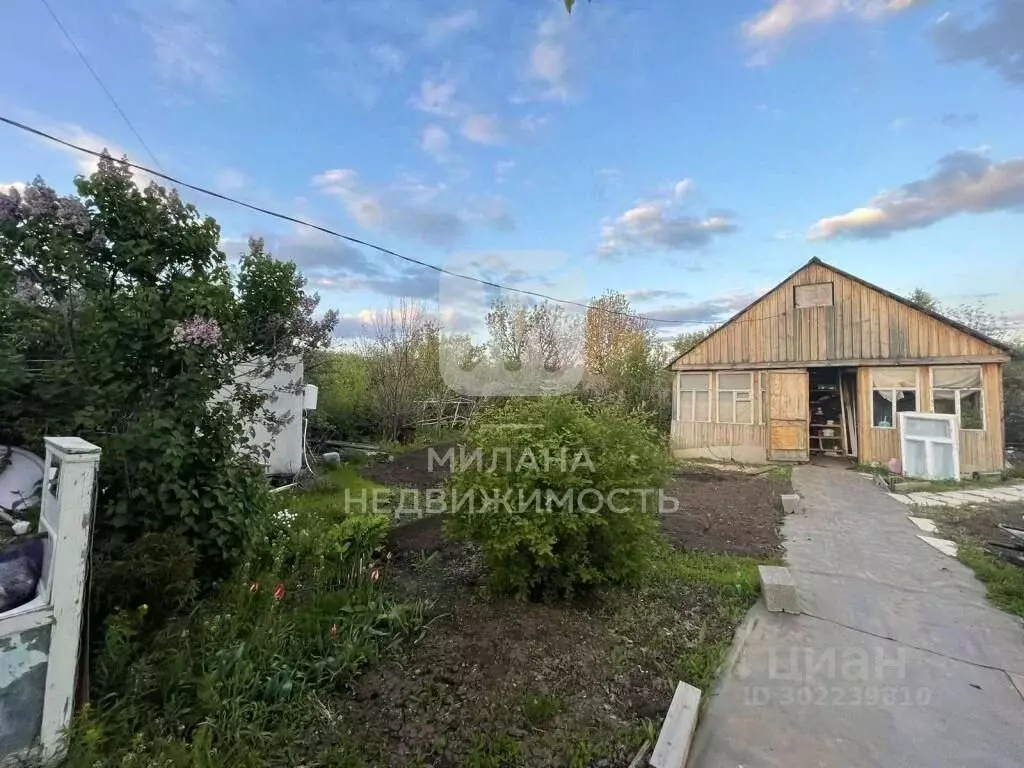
[{"left": 668, "top": 258, "right": 1012, "bottom": 474}]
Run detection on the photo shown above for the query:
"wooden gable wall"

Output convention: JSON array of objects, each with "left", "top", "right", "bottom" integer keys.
[{"left": 672, "top": 261, "right": 1008, "bottom": 370}]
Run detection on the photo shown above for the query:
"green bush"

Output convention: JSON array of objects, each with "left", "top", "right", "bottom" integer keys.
[
  {"left": 445, "top": 397, "right": 670, "bottom": 599},
  {"left": 307, "top": 350, "right": 377, "bottom": 441}
]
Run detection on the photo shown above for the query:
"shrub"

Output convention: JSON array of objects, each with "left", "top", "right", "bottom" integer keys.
[{"left": 445, "top": 397, "right": 670, "bottom": 599}]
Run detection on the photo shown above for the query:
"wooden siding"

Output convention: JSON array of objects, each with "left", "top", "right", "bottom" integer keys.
[
  {"left": 857, "top": 363, "right": 1004, "bottom": 474},
  {"left": 670, "top": 370, "right": 768, "bottom": 462},
  {"left": 672, "top": 262, "right": 1007, "bottom": 370}
]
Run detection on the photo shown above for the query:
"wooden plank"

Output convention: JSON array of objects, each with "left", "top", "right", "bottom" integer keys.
[
  {"left": 671, "top": 354, "right": 1009, "bottom": 371},
  {"left": 650, "top": 682, "right": 702, "bottom": 768}
]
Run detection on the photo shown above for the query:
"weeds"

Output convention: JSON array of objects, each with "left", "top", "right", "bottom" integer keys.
[
  {"left": 959, "top": 544, "right": 1024, "bottom": 618},
  {"left": 520, "top": 695, "right": 563, "bottom": 728},
  {"left": 61, "top": 466, "right": 422, "bottom": 768}
]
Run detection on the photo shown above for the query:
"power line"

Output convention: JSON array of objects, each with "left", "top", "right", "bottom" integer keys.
[
  {"left": 38, "top": 0, "right": 164, "bottom": 171},
  {"left": 1, "top": 113, "right": 731, "bottom": 327}
]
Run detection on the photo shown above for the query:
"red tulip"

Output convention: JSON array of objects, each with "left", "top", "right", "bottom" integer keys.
[
  {"left": 370, "top": 567, "right": 381, "bottom": 582},
  {"left": 273, "top": 583, "right": 286, "bottom": 601},
  {"left": 329, "top": 624, "right": 339, "bottom": 638}
]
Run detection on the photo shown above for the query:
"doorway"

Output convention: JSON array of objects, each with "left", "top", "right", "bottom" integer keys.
[{"left": 808, "top": 367, "right": 859, "bottom": 458}]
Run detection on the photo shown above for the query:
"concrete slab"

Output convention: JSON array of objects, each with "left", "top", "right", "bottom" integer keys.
[
  {"left": 917, "top": 535, "right": 958, "bottom": 558},
  {"left": 887, "top": 493, "right": 913, "bottom": 505},
  {"left": 780, "top": 494, "right": 802, "bottom": 514},
  {"left": 908, "top": 516, "right": 937, "bottom": 533},
  {"left": 689, "top": 465, "right": 1024, "bottom": 768},
  {"left": 760, "top": 566, "right": 800, "bottom": 614},
  {"left": 935, "top": 491, "right": 988, "bottom": 505}
]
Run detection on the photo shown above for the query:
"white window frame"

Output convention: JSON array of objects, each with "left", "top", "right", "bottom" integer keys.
[
  {"left": 871, "top": 368, "right": 919, "bottom": 430},
  {"left": 898, "top": 412, "right": 960, "bottom": 480},
  {"left": 677, "top": 372, "right": 711, "bottom": 423},
  {"left": 930, "top": 366, "right": 985, "bottom": 432},
  {"left": 716, "top": 372, "right": 754, "bottom": 425}
]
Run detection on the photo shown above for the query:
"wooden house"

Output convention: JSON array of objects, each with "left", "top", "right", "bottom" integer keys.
[{"left": 667, "top": 258, "right": 1013, "bottom": 474}]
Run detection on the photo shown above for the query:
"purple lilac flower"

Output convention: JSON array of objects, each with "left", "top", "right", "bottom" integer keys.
[
  {"left": 0, "top": 189, "right": 22, "bottom": 222},
  {"left": 22, "top": 182, "right": 58, "bottom": 217},
  {"left": 56, "top": 197, "right": 90, "bottom": 232},
  {"left": 171, "top": 317, "right": 222, "bottom": 348}
]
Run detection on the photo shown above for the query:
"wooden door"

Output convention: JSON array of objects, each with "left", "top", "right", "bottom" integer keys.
[{"left": 768, "top": 370, "right": 809, "bottom": 462}]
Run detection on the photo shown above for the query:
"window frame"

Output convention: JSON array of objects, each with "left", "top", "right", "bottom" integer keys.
[
  {"left": 677, "top": 372, "right": 711, "bottom": 423},
  {"left": 793, "top": 282, "right": 835, "bottom": 308},
  {"left": 870, "top": 368, "right": 919, "bottom": 430},
  {"left": 930, "top": 366, "right": 985, "bottom": 432},
  {"left": 715, "top": 372, "right": 754, "bottom": 425}
]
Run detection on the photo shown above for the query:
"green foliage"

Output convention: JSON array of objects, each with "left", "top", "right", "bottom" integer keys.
[
  {"left": 0, "top": 160, "right": 335, "bottom": 605},
  {"left": 520, "top": 694, "right": 563, "bottom": 727},
  {"left": 62, "top": 466, "right": 422, "bottom": 768},
  {"left": 959, "top": 544, "right": 1024, "bottom": 618},
  {"left": 307, "top": 350, "right": 377, "bottom": 441},
  {"left": 672, "top": 326, "right": 718, "bottom": 357},
  {"left": 445, "top": 397, "right": 671, "bottom": 599},
  {"left": 465, "top": 732, "right": 524, "bottom": 768}
]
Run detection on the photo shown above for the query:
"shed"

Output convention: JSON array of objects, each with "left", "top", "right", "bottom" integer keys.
[{"left": 667, "top": 258, "right": 1013, "bottom": 474}]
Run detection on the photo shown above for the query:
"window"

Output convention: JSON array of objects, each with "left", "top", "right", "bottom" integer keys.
[
  {"left": 794, "top": 282, "right": 834, "bottom": 308},
  {"left": 678, "top": 373, "right": 710, "bottom": 422},
  {"left": 871, "top": 368, "right": 918, "bottom": 428},
  {"left": 717, "top": 372, "right": 753, "bottom": 424},
  {"left": 932, "top": 366, "right": 984, "bottom": 430}
]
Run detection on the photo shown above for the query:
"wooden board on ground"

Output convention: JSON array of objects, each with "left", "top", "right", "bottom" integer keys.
[{"left": 650, "top": 682, "right": 702, "bottom": 768}]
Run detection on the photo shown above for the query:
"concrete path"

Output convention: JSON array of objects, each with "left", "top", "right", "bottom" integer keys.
[
  {"left": 689, "top": 465, "right": 1024, "bottom": 768},
  {"left": 888, "top": 483, "right": 1024, "bottom": 508}
]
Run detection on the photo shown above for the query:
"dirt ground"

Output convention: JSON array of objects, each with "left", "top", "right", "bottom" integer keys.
[
  {"left": 931, "top": 502, "right": 1024, "bottom": 563},
  {"left": 330, "top": 459, "right": 786, "bottom": 767},
  {"left": 359, "top": 445, "right": 453, "bottom": 491},
  {"left": 659, "top": 465, "right": 786, "bottom": 559}
]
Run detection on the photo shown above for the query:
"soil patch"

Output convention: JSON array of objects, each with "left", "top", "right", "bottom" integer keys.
[
  {"left": 319, "top": 460, "right": 779, "bottom": 767},
  {"left": 359, "top": 444, "right": 454, "bottom": 491},
  {"left": 329, "top": 535, "right": 728, "bottom": 767},
  {"left": 931, "top": 502, "right": 1024, "bottom": 561},
  {"left": 659, "top": 466, "right": 786, "bottom": 559}
]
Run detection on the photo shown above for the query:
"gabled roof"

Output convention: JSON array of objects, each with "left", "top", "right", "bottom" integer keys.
[{"left": 666, "top": 257, "right": 1014, "bottom": 369}]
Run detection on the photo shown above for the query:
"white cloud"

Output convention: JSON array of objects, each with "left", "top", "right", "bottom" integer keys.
[
  {"left": 139, "top": 1, "right": 228, "bottom": 93},
  {"left": 528, "top": 15, "right": 573, "bottom": 101},
  {"left": 312, "top": 168, "right": 514, "bottom": 246},
  {"left": 598, "top": 197, "right": 739, "bottom": 259},
  {"left": 808, "top": 150, "right": 1024, "bottom": 240},
  {"left": 32, "top": 122, "right": 155, "bottom": 186},
  {"left": 469, "top": 196, "right": 515, "bottom": 231},
  {"left": 673, "top": 178, "right": 695, "bottom": 199},
  {"left": 0, "top": 182, "right": 26, "bottom": 194},
  {"left": 421, "top": 124, "right": 452, "bottom": 161},
  {"left": 423, "top": 9, "right": 479, "bottom": 47},
  {"left": 368, "top": 43, "right": 407, "bottom": 73},
  {"left": 743, "top": 0, "right": 925, "bottom": 54},
  {"left": 519, "top": 114, "right": 551, "bottom": 134},
  {"left": 409, "top": 77, "right": 461, "bottom": 117},
  {"left": 646, "top": 291, "right": 760, "bottom": 327},
  {"left": 460, "top": 113, "right": 504, "bottom": 144},
  {"left": 933, "top": 0, "right": 1024, "bottom": 85}
]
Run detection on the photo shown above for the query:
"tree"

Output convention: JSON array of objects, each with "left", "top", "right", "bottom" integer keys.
[
  {"left": 908, "top": 288, "right": 938, "bottom": 312},
  {"left": 672, "top": 325, "right": 718, "bottom": 357},
  {"left": 486, "top": 297, "right": 582, "bottom": 374},
  {"left": 236, "top": 237, "right": 338, "bottom": 360},
  {"left": 359, "top": 300, "right": 437, "bottom": 440},
  {"left": 584, "top": 291, "right": 649, "bottom": 376},
  {"left": 0, "top": 157, "right": 335, "bottom": 590}
]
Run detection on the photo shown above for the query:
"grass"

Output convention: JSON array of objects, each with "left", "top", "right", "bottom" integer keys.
[
  {"left": 61, "top": 465, "right": 421, "bottom": 768},
  {"left": 958, "top": 544, "right": 1024, "bottom": 618}
]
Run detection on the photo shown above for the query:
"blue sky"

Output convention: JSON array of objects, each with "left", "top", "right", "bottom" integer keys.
[{"left": 1, "top": 0, "right": 1022, "bottom": 339}]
